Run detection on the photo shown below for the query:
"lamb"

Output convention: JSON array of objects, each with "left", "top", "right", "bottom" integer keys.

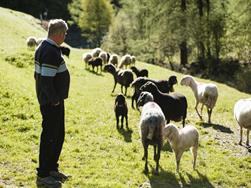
[
  {"left": 82, "top": 52, "right": 93, "bottom": 69},
  {"left": 130, "top": 66, "right": 148, "bottom": 78},
  {"left": 109, "top": 54, "right": 119, "bottom": 67},
  {"left": 234, "top": 98, "right": 251, "bottom": 146},
  {"left": 26, "top": 36, "right": 37, "bottom": 48},
  {"left": 99, "top": 51, "right": 108, "bottom": 64},
  {"left": 137, "top": 91, "right": 166, "bottom": 175},
  {"left": 140, "top": 82, "right": 187, "bottom": 127},
  {"left": 131, "top": 55, "right": 136, "bottom": 65},
  {"left": 88, "top": 57, "right": 103, "bottom": 73},
  {"left": 114, "top": 94, "right": 128, "bottom": 129},
  {"left": 163, "top": 123, "right": 199, "bottom": 173},
  {"left": 104, "top": 64, "right": 134, "bottom": 96},
  {"left": 118, "top": 54, "right": 132, "bottom": 69},
  {"left": 60, "top": 46, "right": 70, "bottom": 57},
  {"left": 131, "top": 76, "right": 178, "bottom": 110},
  {"left": 180, "top": 75, "right": 218, "bottom": 124}
]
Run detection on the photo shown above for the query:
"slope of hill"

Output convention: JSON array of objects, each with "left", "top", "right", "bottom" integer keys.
[{"left": 0, "top": 7, "right": 250, "bottom": 187}]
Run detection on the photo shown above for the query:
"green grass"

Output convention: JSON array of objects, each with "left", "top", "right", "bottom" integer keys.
[{"left": 0, "top": 7, "right": 250, "bottom": 188}]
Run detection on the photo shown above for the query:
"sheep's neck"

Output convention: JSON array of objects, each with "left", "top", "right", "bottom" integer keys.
[{"left": 189, "top": 80, "right": 200, "bottom": 99}]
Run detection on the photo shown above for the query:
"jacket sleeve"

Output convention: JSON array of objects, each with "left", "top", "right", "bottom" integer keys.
[{"left": 40, "top": 49, "right": 60, "bottom": 104}]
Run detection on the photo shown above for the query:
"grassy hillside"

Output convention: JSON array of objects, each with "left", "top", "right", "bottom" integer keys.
[{"left": 0, "top": 7, "right": 250, "bottom": 188}]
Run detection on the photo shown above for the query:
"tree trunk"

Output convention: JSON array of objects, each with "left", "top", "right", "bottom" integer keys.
[{"left": 180, "top": 0, "right": 188, "bottom": 66}]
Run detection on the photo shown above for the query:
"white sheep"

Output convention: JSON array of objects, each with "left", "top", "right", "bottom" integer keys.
[
  {"left": 91, "top": 47, "right": 102, "bottom": 57},
  {"left": 82, "top": 52, "right": 93, "bottom": 69},
  {"left": 109, "top": 54, "right": 119, "bottom": 67},
  {"left": 131, "top": 55, "right": 136, "bottom": 65},
  {"left": 163, "top": 123, "right": 199, "bottom": 173},
  {"left": 26, "top": 36, "right": 37, "bottom": 48},
  {"left": 99, "top": 51, "right": 108, "bottom": 64},
  {"left": 180, "top": 75, "right": 218, "bottom": 123},
  {"left": 138, "top": 91, "right": 166, "bottom": 175},
  {"left": 118, "top": 54, "right": 132, "bottom": 69},
  {"left": 234, "top": 98, "right": 251, "bottom": 146}
]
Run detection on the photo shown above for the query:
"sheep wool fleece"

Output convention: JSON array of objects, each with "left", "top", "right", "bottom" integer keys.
[{"left": 34, "top": 39, "right": 70, "bottom": 178}]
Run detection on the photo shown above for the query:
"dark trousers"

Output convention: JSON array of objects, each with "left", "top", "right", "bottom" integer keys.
[{"left": 37, "top": 101, "right": 65, "bottom": 177}]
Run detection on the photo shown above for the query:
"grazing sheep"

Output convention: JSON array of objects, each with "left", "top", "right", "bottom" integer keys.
[
  {"left": 137, "top": 91, "right": 166, "bottom": 175},
  {"left": 60, "top": 46, "right": 70, "bottom": 57},
  {"left": 104, "top": 64, "right": 134, "bottom": 96},
  {"left": 99, "top": 51, "right": 108, "bottom": 64},
  {"left": 131, "top": 55, "right": 136, "bottom": 65},
  {"left": 234, "top": 98, "right": 251, "bottom": 146},
  {"left": 114, "top": 94, "right": 128, "bottom": 129},
  {"left": 180, "top": 75, "right": 218, "bottom": 123},
  {"left": 140, "top": 82, "right": 187, "bottom": 127},
  {"left": 82, "top": 52, "right": 93, "bottom": 69},
  {"left": 131, "top": 76, "right": 178, "bottom": 110},
  {"left": 109, "top": 54, "right": 119, "bottom": 67},
  {"left": 130, "top": 66, "right": 148, "bottom": 78},
  {"left": 163, "top": 123, "right": 199, "bottom": 173},
  {"left": 118, "top": 54, "right": 132, "bottom": 69},
  {"left": 88, "top": 57, "right": 103, "bottom": 73},
  {"left": 26, "top": 36, "right": 37, "bottom": 48},
  {"left": 91, "top": 47, "right": 102, "bottom": 57}
]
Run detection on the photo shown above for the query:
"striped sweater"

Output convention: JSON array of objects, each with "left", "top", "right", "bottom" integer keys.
[{"left": 34, "top": 39, "right": 70, "bottom": 105}]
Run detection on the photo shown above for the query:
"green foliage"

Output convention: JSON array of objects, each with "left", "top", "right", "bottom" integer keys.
[
  {"left": 69, "top": 0, "right": 113, "bottom": 47},
  {"left": 5, "top": 51, "right": 34, "bottom": 68}
]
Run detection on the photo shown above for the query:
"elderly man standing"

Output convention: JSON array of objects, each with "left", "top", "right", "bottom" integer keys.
[{"left": 34, "top": 19, "right": 70, "bottom": 186}]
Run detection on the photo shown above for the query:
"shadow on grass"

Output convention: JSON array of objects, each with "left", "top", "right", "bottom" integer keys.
[
  {"left": 200, "top": 122, "right": 233, "bottom": 133},
  {"left": 144, "top": 167, "right": 214, "bottom": 188},
  {"left": 85, "top": 68, "right": 104, "bottom": 76},
  {"left": 36, "top": 182, "right": 62, "bottom": 188},
  {"left": 117, "top": 127, "right": 133, "bottom": 142}
]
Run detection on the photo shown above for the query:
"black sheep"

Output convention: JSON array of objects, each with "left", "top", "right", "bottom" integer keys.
[
  {"left": 104, "top": 64, "right": 134, "bottom": 96},
  {"left": 130, "top": 66, "right": 149, "bottom": 78},
  {"left": 131, "top": 76, "right": 178, "bottom": 110},
  {"left": 114, "top": 94, "right": 128, "bottom": 129},
  {"left": 140, "top": 81, "right": 187, "bottom": 127},
  {"left": 60, "top": 46, "right": 70, "bottom": 57},
  {"left": 88, "top": 57, "right": 103, "bottom": 73}
]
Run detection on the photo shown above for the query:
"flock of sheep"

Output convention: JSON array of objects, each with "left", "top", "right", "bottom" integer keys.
[
  {"left": 81, "top": 47, "right": 251, "bottom": 174},
  {"left": 27, "top": 35, "right": 250, "bottom": 174}
]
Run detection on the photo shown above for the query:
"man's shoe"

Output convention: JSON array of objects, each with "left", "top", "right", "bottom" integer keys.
[
  {"left": 49, "top": 171, "right": 70, "bottom": 182},
  {"left": 36, "top": 176, "right": 61, "bottom": 186}
]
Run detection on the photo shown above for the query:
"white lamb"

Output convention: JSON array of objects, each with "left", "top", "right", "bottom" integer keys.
[
  {"left": 180, "top": 75, "right": 218, "bottom": 123},
  {"left": 91, "top": 47, "right": 102, "bottom": 57},
  {"left": 99, "top": 51, "right": 108, "bottom": 64},
  {"left": 109, "top": 54, "right": 119, "bottom": 67},
  {"left": 234, "top": 98, "right": 251, "bottom": 146},
  {"left": 163, "top": 123, "right": 199, "bottom": 173},
  {"left": 82, "top": 52, "right": 92, "bottom": 68}
]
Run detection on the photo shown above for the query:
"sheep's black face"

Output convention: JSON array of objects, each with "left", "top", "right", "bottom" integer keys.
[
  {"left": 104, "top": 64, "right": 115, "bottom": 73},
  {"left": 115, "top": 94, "right": 126, "bottom": 106},
  {"left": 169, "top": 76, "right": 178, "bottom": 85}
]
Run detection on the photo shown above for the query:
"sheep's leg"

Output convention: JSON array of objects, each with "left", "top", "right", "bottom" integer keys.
[
  {"left": 154, "top": 145, "right": 157, "bottom": 161},
  {"left": 125, "top": 114, "right": 128, "bottom": 129},
  {"left": 121, "top": 115, "right": 124, "bottom": 129},
  {"left": 175, "top": 151, "right": 183, "bottom": 174},
  {"left": 195, "top": 102, "right": 203, "bottom": 120},
  {"left": 239, "top": 126, "right": 243, "bottom": 145},
  {"left": 112, "top": 81, "right": 117, "bottom": 93},
  {"left": 116, "top": 115, "right": 119, "bottom": 129},
  {"left": 131, "top": 92, "right": 136, "bottom": 109},
  {"left": 246, "top": 129, "right": 250, "bottom": 146},
  {"left": 155, "top": 143, "right": 161, "bottom": 175},
  {"left": 143, "top": 143, "right": 149, "bottom": 174},
  {"left": 121, "top": 85, "right": 123, "bottom": 94},
  {"left": 200, "top": 104, "right": 204, "bottom": 116},
  {"left": 207, "top": 108, "right": 212, "bottom": 124},
  {"left": 191, "top": 146, "right": 198, "bottom": 170},
  {"left": 125, "top": 87, "right": 127, "bottom": 96}
]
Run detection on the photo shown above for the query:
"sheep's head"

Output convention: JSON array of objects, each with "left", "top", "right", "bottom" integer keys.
[
  {"left": 137, "top": 91, "right": 154, "bottom": 107},
  {"left": 104, "top": 63, "right": 116, "bottom": 74},
  {"left": 139, "top": 81, "right": 158, "bottom": 93},
  {"left": 180, "top": 75, "right": 193, "bottom": 86},
  {"left": 169, "top": 75, "right": 178, "bottom": 85},
  {"left": 115, "top": 94, "right": 126, "bottom": 107},
  {"left": 163, "top": 124, "right": 179, "bottom": 141}
]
